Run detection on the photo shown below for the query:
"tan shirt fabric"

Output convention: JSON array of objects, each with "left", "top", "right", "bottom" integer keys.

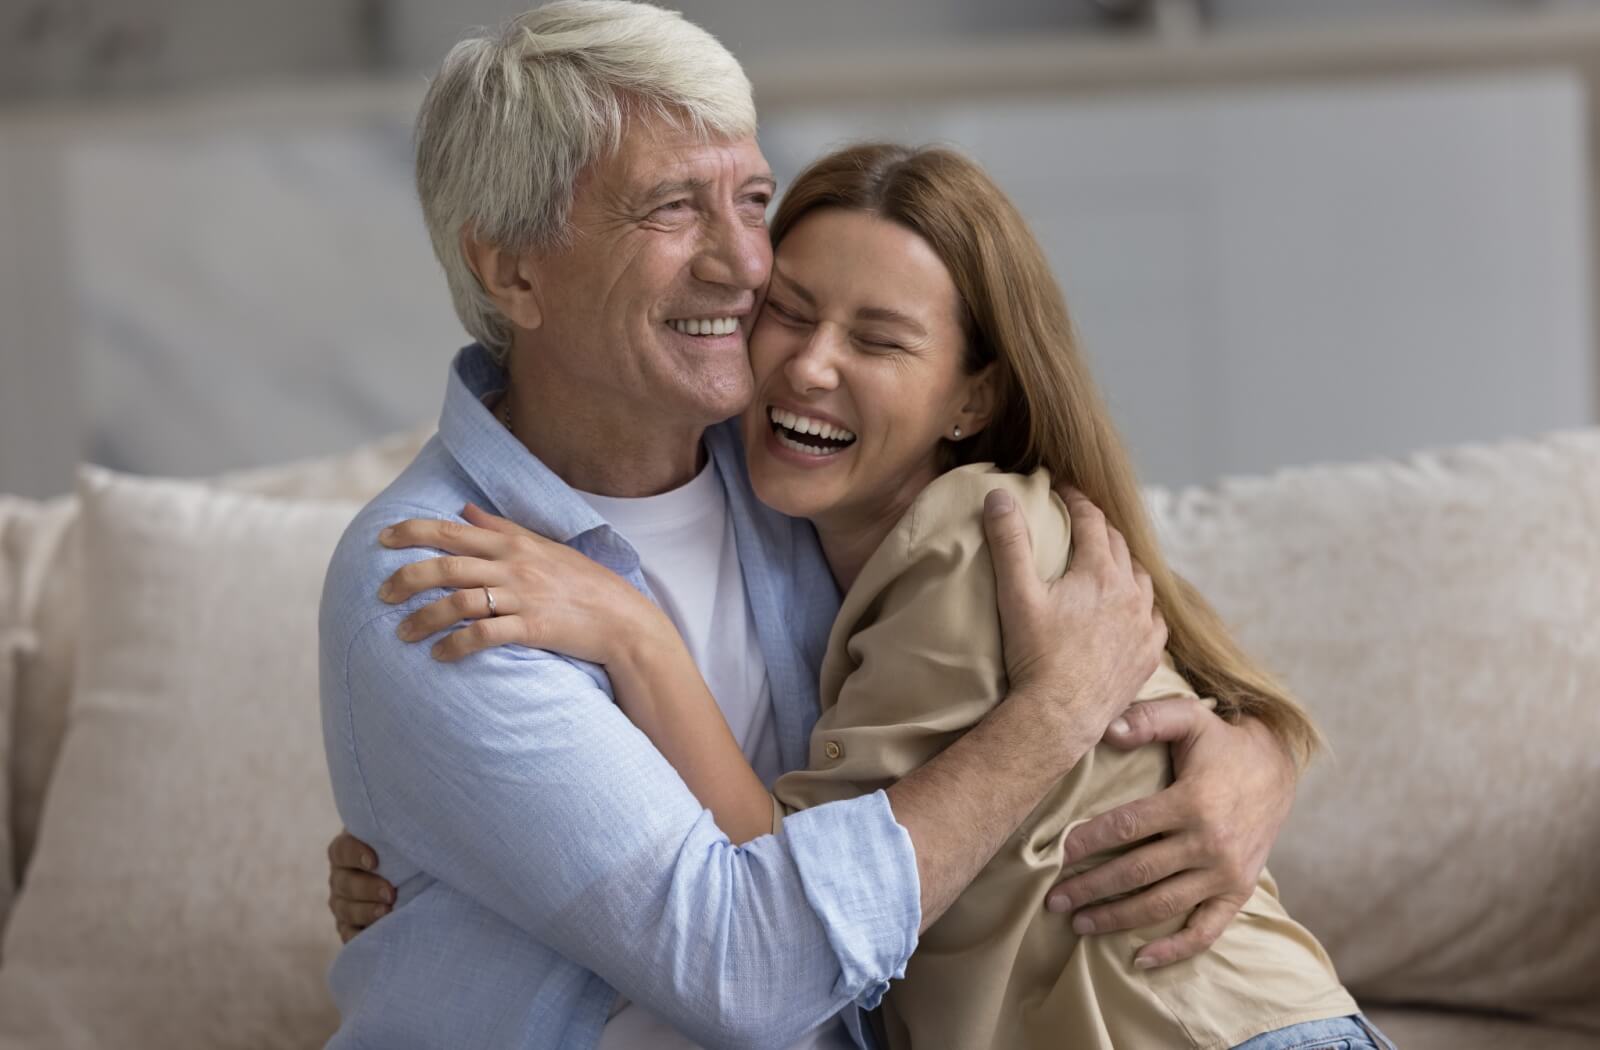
[{"left": 772, "top": 464, "right": 1357, "bottom": 1050}]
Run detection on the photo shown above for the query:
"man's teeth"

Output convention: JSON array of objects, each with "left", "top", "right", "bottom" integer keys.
[
  {"left": 769, "top": 406, "right": 856, "bottom": 443},
  {"left": 669, "top": 317, "right": 739, "bottom": 336}
]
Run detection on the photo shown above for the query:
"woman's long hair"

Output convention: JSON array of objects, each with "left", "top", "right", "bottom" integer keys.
[{"left": 772, "top": 143, "right": 1322, "bottom": 765}]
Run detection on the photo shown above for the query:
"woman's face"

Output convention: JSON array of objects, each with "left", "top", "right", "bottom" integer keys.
[{"left": 741, "top": 207, "right": 991, "bottom": 531}]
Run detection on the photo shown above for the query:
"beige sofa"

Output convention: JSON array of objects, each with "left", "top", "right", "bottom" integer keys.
[{"left": 0, "top": 425, "right": 1595, "bottom": 1049}]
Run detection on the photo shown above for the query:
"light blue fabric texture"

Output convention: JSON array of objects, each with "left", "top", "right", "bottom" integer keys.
[
  {"left": 320, "top": 345, "right": 921, "bottom": 1049},
  {"left": 1232, "top": 1014, "right": 1398, "bottom": 1050}
]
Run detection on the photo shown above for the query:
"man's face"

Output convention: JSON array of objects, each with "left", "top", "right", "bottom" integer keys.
[{"left": 523, "top": 119, "right": 775, "bottom": 430}]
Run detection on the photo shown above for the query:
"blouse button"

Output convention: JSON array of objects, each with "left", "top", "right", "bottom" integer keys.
[{"left": 823, "top": 740, "right": 843, "bottom": 761}]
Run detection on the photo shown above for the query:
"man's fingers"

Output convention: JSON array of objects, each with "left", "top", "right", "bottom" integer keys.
[
  {"left": 330, "top": 867, "right": 394, "bottom": 905},
  {"left": 327, "top": 830, "right": 378, "bottom": 873},
  {"left": 331, "top": 894, "right": 390, "bottom": 928},
  {"left": 1061, "top": 489, "right": 1113, "bottom": 573},
  {"left": 1101, "top": 696, "right": 1207, "bottom": 751},
  {"left": 1132, "top": 896, "right": 1241, "bottom": 969},
  {"left": 1134, "top": 563, "right": 1155, "bottom": 609},
  {"left": 983, "top": 489, "right": 1041, "bottom": 607},
  {"left": 1067, "top": 869, "right": 1214, "bottom": 936},
  {"left": 1105, "top": 519, "right": 1133, "bottom": 576},
  {"left": 1061, "top": 789, "right": 1186, "bottom": 866},
  {"left": 1148, "top": 607, "right": 1169, "bottom": 663},
  {"left": 1050, "top": 480, "right": 1086, "bottom": 505},
  {"left": 1047, "top": 837, "right": 1190, "bottom": 913}
]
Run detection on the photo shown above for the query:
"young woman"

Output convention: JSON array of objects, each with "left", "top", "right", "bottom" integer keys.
[{"left": 340, "top": 144, "right": 1390, "bottom": 1049}]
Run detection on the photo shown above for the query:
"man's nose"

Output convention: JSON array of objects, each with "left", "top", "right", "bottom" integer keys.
[{"left": 692, "top": 211, "right": 771, "bottom": 291}]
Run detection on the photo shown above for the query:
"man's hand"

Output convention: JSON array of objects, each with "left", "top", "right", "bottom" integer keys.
[
  {"left": 1046, "top": 698, "right": 1297, "bottom": 969},
  {"left": 327, "top": 830, "right": 396, "bottom": 943},
  {"left": 888, "top": 487, "right": 1169, "bottom": 929},
  {"left": 988, "top": 486, "right": 1168, "bottom": 752}
]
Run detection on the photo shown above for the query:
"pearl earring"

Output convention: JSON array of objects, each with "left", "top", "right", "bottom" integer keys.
[{"left": 952, "top": 425, "right": 963, "bottom": 440}]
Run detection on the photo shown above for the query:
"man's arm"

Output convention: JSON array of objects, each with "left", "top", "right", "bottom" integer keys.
[{"left": 886, "top": 487, "right": 1167, "bottom": 927}]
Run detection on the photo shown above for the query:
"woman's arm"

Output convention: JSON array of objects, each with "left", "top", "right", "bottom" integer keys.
[
  {"left": 608, "top": 623, "right": 778, "bottom": 844},
  {"left": 382, "top": 502, "right": 780, "bottom": 844}
]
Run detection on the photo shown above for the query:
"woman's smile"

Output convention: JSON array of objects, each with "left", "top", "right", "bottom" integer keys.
[{"left": 763, "top": 404, "right": 859, "bottom": 464}]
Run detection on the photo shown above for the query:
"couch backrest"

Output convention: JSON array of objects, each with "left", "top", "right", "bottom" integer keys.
[
  {"left": 1148, "top": 428, "right": 1600, "bottom": 1028},
  {"left": 3, "top": 424, "right": 1597, "bottom": 1031}
]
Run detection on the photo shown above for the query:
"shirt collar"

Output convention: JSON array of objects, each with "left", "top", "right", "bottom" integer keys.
[
  {"left": 437, "top": 344, "right": 748, "bottom": 582},
  {"left": 437, "top": 343, "right": 612, "bottom": 547}
]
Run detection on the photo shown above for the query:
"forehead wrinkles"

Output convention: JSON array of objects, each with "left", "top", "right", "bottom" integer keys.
[{"left": 622, "top": 134, "right": 766, "bottom": 194}]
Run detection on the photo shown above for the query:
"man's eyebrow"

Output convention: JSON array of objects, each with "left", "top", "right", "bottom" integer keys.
[
  {"left": 640, "top": 176, "right": 710, "bottom": 203},
  {"left": 638, "top": 172, "right": 776, "bottom": 203},
  {"left": 858, "top": 306, "right": 928, "bottom": 337}
]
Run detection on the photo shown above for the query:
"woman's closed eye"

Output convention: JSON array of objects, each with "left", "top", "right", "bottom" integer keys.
[{"left": 766, "top": 298, "right": 812, "bottom": 327}]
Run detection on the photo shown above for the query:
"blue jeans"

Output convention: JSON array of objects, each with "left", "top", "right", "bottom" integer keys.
[{"left": 1233, "top": 1014, "right": 1397, "bottom": 1050}]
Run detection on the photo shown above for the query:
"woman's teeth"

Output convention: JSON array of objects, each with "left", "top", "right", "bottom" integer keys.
[
  {"left": 769, "top": 406, "right": 857, "bottom": 456},
  {"left": 669, "top": 316, "right": 739, "bottom": 336}
]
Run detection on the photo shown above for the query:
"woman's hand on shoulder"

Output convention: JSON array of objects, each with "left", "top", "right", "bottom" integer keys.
[{"left": 376, "top": 503, "right": 671, "bottom": 669}]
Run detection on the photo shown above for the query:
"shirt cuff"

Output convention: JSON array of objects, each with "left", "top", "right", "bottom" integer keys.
[{"left": 781, "top": 788, "right": 921, "bottom": 1010}]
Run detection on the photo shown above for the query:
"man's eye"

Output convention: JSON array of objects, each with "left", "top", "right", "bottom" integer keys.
[{"left": 651, "top": 200, "right": 690, "bottom": 218}]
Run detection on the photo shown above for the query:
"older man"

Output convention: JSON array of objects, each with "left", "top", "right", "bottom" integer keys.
[{"left": 319, "top": 3, "right": 1299, "bottom": 1047}]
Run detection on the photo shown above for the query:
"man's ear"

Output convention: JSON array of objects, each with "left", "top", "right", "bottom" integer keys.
[
  {"left": 461, "top": 229, "right": 543, "bottom": 331},
  {"left": 955, "top": 363, "right": 998, "bottom": 439}
]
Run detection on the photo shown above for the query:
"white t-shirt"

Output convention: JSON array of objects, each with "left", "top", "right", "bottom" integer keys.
[{"left": 582, "top": 460, "right": 853, "bottom": 1050}]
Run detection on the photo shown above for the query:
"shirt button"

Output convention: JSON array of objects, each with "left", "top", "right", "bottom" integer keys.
[{"left": 824, "top": 741, "right": 843, "bottom": 761}]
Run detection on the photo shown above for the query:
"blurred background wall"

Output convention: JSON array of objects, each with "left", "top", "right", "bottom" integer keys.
[{"left": 1, "top": 0, "right": 1597, "bottom": 496}]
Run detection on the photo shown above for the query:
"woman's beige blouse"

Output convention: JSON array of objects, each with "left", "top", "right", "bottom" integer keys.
[{"left": 772, "top": 464, "right": 1356, "bottom": 1050}]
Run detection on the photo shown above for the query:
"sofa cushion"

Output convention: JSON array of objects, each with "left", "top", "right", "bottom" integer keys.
[
  {"left": 0, "top": 467, "right": 363, "bottom": 1047},
  {"left": 1363, "top": 1007, "right": 1600, "bottom": 1050},
  {"left": 0, "top": 495, "right": 77, "bottom": 937},
  {"left": 1149, "top": 429, "right": 1600, "bottom": 1030},
  {"left": 4, "top": 424, "right": 431, "bottom": 904}
]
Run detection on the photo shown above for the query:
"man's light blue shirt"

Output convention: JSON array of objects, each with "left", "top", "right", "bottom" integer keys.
[{"left": 320, "top": 345, "right": 921, "bottom": 1049}]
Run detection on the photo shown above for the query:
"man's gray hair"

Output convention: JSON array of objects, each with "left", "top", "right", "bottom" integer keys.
[{"left": 415, "top": 1, "right": 757, "bottom": 360}]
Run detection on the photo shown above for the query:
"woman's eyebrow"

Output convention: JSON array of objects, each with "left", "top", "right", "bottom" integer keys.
[
  {"left": 771, "top": 269, "right": 928, "bottom": 337},
  {"left": 857, "top": 306, "right": 928, "bottom": 338},
  {"left": 770, "top": 268, "right": 816, "bottom": 306}
]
